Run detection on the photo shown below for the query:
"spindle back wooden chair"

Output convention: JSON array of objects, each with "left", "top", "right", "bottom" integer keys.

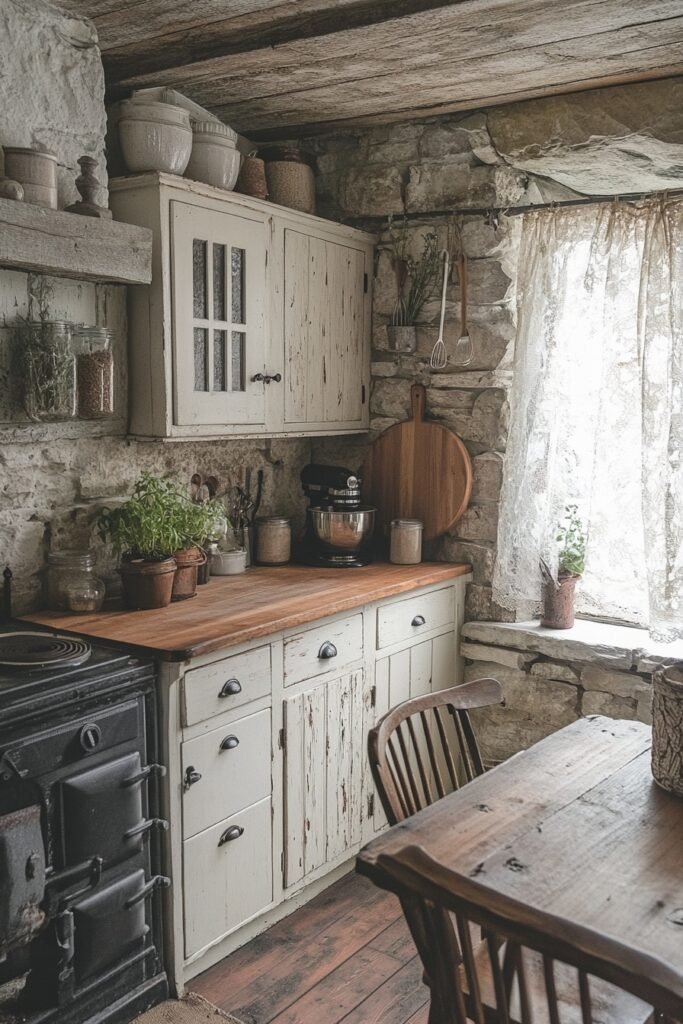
[
  {"left": 367, "top": 678, "right": 504, "bottom": 826},
  {"left": 377, "top": 844, "right": 683, "bottom": 1024}
]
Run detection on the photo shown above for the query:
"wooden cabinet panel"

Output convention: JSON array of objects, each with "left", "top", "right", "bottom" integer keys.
[
  {"left": 171, "top": 200, "right": 267, "bottom": 428},
  {"left": 283, "top": 228, "right": 368, "bottom": 429},
  {"left": 376, "top": 586, "right": 455, "bottom": 649},
  {"left": 283, "top": 613, "right": 363, "bottom": 687},
  {"left": 182, "top": 644, "right": 272, "bottom": 727},
  {"left": 183, "top": 797, "right": 272, "bottom": 958},
  {"left": 283, "top": 670, "right": 365, "bottom": 888},
  {"left": 181, "top": 708, "right": 271, "bottom": 838}
]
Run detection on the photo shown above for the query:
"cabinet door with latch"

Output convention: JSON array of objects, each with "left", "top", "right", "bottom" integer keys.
[
  {"left": 282, "top": 670, "right": 366, "bottom": 889},
  {"left": 364, "top": 631, "right": 458, "bottom": 838},
  {"left": 171, "top": 200, "right": 268, "bottom": 428},
  {"left": 283, "top": 229, "right": 370, "bottom": 432}
]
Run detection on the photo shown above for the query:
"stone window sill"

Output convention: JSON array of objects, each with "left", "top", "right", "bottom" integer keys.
[{"left": 461, "top": 618, "right": 683, "bottom": 673}]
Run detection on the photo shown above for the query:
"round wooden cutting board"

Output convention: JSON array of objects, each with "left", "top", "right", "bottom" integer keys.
[{"left": 362, "top": 383, "right": 473, "bottom": 542}]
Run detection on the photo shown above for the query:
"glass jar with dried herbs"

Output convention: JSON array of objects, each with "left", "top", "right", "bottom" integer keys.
[
  {"left": 73, "top": 325, "right": 115, "bottom": 419},
  {"left": 19, "top": 320, "right": 76, "bottom": 421}
]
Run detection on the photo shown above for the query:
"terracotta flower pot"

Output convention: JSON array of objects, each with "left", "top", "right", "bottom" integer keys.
[
  {"left": 541, "top": 573, "right": 579, "bottom": 629},
  {"left": 119, "top": 557, "right": 177, "bottom": 610},
  {"left": 172, "top": 546, "right": 203, "bottom": 601}
]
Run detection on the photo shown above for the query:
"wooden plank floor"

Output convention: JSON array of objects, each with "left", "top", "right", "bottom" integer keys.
[{"left": 190, "top": 873, "right": 429, "bottom": 1024}]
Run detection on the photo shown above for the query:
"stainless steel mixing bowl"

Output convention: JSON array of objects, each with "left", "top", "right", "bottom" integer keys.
[{"left": 308, "top": 507, "right": 376, "bottom": 554}]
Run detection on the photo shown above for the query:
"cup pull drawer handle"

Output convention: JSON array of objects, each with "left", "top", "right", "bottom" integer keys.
[
  {"left": 218, "top": 825, "right": 244, "bottom": 846},
  {"left": 219, "top": 678, "right": 242, "bottom": 698},
  {"left": 411, "top": 615, "right": 426, "bottom": 627},
  {"left": 220, "top": 734, "right": 240, "bottom": 751},
  {"left": 318, "top": 641, "right": 338, "bottom": 659}
]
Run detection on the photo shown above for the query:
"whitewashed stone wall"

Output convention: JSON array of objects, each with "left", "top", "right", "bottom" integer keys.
[{"left": 0, "top": 0, "right": 311, "bottom": 614}]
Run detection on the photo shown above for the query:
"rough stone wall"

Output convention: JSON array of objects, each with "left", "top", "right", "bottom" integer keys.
[
  {"left": 461, "top": 622, "right": 656, "bottom": 763},
  {"left": 0, "top": 0, "right": 311, "bottom": 614},
  {"left": 310, "top": 113, "right": 531, "bottom": 622},
  {"left": 0, "top": 0, "right": 108, "bottom": 208}
]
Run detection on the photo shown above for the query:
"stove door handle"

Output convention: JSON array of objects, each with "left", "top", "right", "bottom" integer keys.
[
  {"left": 121, "top": 763, "right": 167, "bottom": 788},
  {"left": 125, "top": 817, "right": 169, "bottom": 840},
  {"left": 125, "top": 874, "right": 171, "bottom": 910}
]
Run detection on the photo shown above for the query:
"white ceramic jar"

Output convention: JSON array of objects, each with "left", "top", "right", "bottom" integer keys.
[
  {"left": 118, "top": 100, "right": 192, "bottom": 175},
  {"left": 185, "top": 121, "right": 241, "bottom": 191},
  {"left": 3, "top": 148, "right": 58, "bottom": 209}
]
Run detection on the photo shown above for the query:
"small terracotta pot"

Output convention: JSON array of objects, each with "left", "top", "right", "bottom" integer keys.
[
  {"left": 196, "top": 548, "right": 210, "bottom": 585},
  {"left": 172, "top": 546, "right": 203, "bottom": 601},
  {"left": 387, "top": 325, "right": 417, "bottom": 353},
  {"left": 119, "top": 557, "right": 177, "bottom": 610},
  {"left": 541, "top": 574, "right": 578, "bottom": 629}
]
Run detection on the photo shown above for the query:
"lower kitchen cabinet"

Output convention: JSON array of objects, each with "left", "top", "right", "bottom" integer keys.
[
  {"left": 283, "top": 670, "right": 365, "bottom": 888},
  {"left": 159, "top": 573, "right": 469, "bottom": 990},
  {"left": 183, "top": 797, "right": 273, "bottom": 958}
]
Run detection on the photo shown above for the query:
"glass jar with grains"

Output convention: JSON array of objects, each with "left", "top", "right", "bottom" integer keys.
[
  {"left": 73, "top": 325, "right": 115, "bottom": 418},
  {"left": 47, "top": 551, "right": 106, "bottom": 613}
]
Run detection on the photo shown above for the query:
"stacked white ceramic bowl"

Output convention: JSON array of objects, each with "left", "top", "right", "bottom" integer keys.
[
  {"left": 118, "top": 100, "right": 193, "bottom": 174},
  {"left": 185, "top": 121, "right": 241, "bottom": 191}
]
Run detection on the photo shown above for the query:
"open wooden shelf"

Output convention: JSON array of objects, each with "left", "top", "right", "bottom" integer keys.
[{"left": 0, "top": 197, "right": 152, "bottom": 284}]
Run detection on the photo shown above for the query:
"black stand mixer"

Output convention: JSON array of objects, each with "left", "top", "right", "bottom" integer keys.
[{"left": 298, "top": 464, "right": 376, "bottom": 567}]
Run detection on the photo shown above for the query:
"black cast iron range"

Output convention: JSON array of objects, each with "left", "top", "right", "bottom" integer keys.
[{"left": 0, "top": 623, "right": 169, "bottom": 1024}]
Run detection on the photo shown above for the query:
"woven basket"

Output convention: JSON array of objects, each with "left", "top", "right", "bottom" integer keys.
[{"left": 265, "top": 160, "right": 315, "bottom": 214}]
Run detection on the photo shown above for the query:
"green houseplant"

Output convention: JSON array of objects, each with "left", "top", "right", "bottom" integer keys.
[
  {"left": 386, "top": 220, "right": 441, "bottom": 352},
  {"left": 170, "top": 496, "right": 228, "bottom": 600},
  {"left": 540, "top": 504, "right": 586, "bottom": 629},
  {"left": 97, "top": 474, "right": 184, "bottom": 609}
]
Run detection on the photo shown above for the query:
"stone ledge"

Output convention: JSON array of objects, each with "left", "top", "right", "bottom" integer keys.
[{"left": 462, "top": 619, "right": 683, "bottom": 671}]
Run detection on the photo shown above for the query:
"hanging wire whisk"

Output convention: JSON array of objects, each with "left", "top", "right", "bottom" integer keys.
[{"left": 430, "top": 249, "right": 450, "bottom": 370}]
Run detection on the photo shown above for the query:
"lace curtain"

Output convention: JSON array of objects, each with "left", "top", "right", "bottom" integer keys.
[{"left": 492, "top": 200, "right": 683, "bottom": 642}]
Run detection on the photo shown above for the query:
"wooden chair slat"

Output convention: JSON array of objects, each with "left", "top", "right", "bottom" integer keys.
[
  {"left": 580, "top": 970, "right": 593, "bottom": 1024},
  {"left": 386, "top": 737, "right": 415, "bottom": 818},
  {"left": 396, "top": 722, "right": 423, "bottom": 811},
  {"left": 543, "top": 954, "right": 561, "bottom": 1024},
  {"left": 433, "top": 705, "right": 461, "bottom": 790},
  {"left": 406, "top": 715, "right": 434, "bottom": 807},
  {"left": 487, "top": 933, "right": 511, "bottom": 1024},
  {"left": 456, "top": 912, "right": 486, "bottom": 1024},
  {"left": 419, "top": 709, "right": 447, "bottom": 800}
]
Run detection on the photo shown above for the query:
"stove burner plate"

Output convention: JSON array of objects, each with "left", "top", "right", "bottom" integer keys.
[{"left": 0, "top": 631, "right": 92, "bottom": 669}]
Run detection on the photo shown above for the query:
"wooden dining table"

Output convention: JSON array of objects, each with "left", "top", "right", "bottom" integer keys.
[{"left": 357, "top": 715, "right": 683, "bottom": 968}]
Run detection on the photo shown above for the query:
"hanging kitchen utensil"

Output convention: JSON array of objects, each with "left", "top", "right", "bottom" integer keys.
[
  {"left": 430, "top": 249, "right": 450, "bottom": 370},
  {"left": 362, "top": 383, "right": 472, "bottom": 542},
  {"left": 453, "top": 251, "right": 474, "bottom": 366}
]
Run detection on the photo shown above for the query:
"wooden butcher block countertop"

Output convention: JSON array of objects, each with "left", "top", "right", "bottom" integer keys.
[{"left": 21, "top": 562, "right": 471, "bottom": 662}]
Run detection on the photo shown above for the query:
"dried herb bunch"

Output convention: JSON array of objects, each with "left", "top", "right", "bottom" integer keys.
[
  {"left": 556, "top": 504, "right": 587, "bottom": 577},
  {"left": 386, "top": 218, "right": 441, "bottom": 326}
]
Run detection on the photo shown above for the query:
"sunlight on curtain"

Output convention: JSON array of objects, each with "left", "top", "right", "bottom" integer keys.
[{"left": 492, "top": 201, "right": 683, "bottom": 642}]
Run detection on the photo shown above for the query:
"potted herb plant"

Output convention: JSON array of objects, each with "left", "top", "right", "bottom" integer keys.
[
  {"left": 170, "top": 497, "right": 227, "bottom": 601},
  {"left": 386, "top": 220, "right": 441, "bottom": 352},
  {"left": 540, "top": 504, "right": 586, "bottom": 629},
  {"left": 96, "top": 474, "right": 184, "bottom": 610}
]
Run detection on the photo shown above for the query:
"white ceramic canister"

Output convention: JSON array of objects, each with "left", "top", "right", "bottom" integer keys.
[
  {"left": 185, "top": 121, "right": 241, "bottom": 191},
  {"left": 118, "top": 100, "right": 192, "bottom": 175},
  {"left": 3, "top": 148, "right": 58, "bottom": 209},
  {"left": 210, "top": 547, "right": 247, "bottom": 576}
]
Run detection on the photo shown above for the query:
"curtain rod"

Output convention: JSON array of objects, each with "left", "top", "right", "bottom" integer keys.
[{"left": 338, "top": 188, "right": 683, "bottom": 226}]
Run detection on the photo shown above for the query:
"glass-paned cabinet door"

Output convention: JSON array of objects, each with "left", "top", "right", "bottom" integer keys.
[{"left": 171, "top": 202, "right": 267, "bottom": 427}]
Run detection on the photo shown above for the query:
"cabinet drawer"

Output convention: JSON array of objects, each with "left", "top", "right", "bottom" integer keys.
[
  {"left": 284, "top": 614, "right": 363, "bottom": 686},
  {"left": 183, "top": 797, "right": 273, "bottom": 958},
  {"left": 182, "top": 645, "right": 272, "bottom": 727},
  {"left": 376, "top": 587, "right": 455, "bottom": 650},
  {"left": 181, "top": 709, "right": 271, "bottom": 839}
]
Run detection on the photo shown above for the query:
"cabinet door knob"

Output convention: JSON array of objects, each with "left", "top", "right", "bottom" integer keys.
[
  {"left": 219, "top": 678, "right": 242, "bottom": 698},
  {"left": 220, "top": 734, "right": 240, "bottom": 751},
  {"left": 218, "top": 825, "right": 244, "bottom": 846},
  {"left": 411, "top": 615, "right": 426, "bottom": 627},
  {"left": 318, "top": 641, "right": 338, "bottom": 660},
  {"left": 184, "top": 766, "right": 202, "bottom": 789},
  {"left": 252, "top": 372, "right": 265, "bottom": 382},
  {"left": 266, "top": 373, "right": 282, "bottom": 384}
]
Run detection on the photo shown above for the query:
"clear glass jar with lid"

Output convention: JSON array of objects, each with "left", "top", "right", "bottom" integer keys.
[
  {"left": 73, "top": 325, "right": 115, "bottom": 419},
  {"left": 255, "top": 516, "right": 292, "bottom": 565},
  {"left": 47, "top": 551, "right": 106, "bottom": 613},
  {"left": 20, "top": 320, "right": 76, "bottom": 421}
]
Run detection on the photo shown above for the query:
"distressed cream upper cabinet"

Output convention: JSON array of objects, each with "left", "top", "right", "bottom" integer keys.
[
  {"left": 109, "top": 174, "right": 374, "bottom": 439},
  {"left": 279, "top": 228, "right": 370, "bottom": 433}
]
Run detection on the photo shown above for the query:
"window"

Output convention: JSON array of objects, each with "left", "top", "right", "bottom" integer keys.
[{"left": 492, "top": 201, "right": 683, "bottom": 642}]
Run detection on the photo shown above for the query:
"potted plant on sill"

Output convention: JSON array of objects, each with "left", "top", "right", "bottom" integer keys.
[
  {"left": 386, "top": 220, "right": 440, "bottom": 353},
  {"left": 96, "top": 474, "right": 185, "bottom": 610},
  {"left": 540, "top": 504, "right": 586, "bottom": 629}
]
